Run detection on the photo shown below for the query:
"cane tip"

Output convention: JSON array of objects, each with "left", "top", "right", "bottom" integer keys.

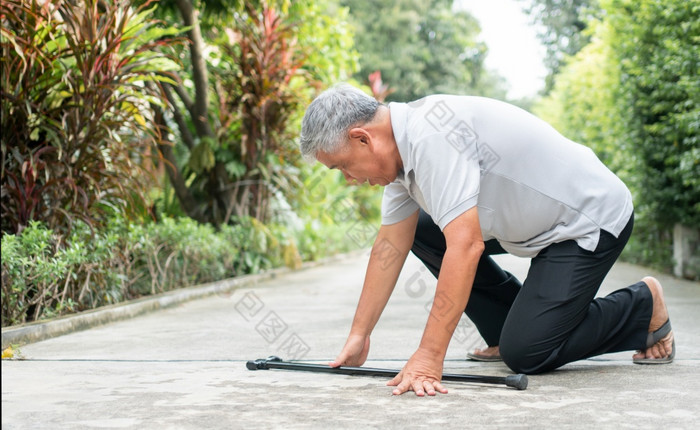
[{"left": 505, "top": 374, "right": 528, "bottom": 390}]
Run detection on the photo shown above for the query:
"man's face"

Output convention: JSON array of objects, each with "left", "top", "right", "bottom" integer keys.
[{"left": 316, "top": 136, "right": 395, "bottom": 187}]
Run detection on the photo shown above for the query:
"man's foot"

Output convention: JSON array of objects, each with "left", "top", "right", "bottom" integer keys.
[
  {"left": 632, "top": 276, "right": 675, "bottom": 364},
  {"left": 467, "top": 346, "right": 502, "bottom": 362}
]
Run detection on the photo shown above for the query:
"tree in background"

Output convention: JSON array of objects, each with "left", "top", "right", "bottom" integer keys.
[
  {"left": 608, "top": 0, "right": 699, "bottom": 230},
  {"left": 532, "top": 17, "right": 624, "bottom": 171},
  {"left": 534, "top": 0, "right": 699, "bottom": 274},
  {"left": 1, "top": 0, "right": 180, "bottom": 236},
  {"left": 340, "top": 0, "right": 506, "bottom": 102},
  {"left": 610, "top": 0, "right": 699, "bottom": 277},
  {"left": 149, "top": 0, "right": 358, "bottom": 226},
  {"left": 522, "top": 0, "right": 599, "bottom": 93}
]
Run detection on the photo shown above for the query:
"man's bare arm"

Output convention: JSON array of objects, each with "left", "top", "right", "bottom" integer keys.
[
  {"left": 388, "top": 206, "right": 484, "bottom": 395},
  {"left": 330, "top": 210, "right": 419, "bottom": 367},
  {"left": 420, "top": 206, "right": 484, "bottom": 356}
]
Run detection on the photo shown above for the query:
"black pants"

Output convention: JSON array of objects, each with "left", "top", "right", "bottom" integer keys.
[{"left": 411, "top": 210, "right": 652, "bottom": 374}]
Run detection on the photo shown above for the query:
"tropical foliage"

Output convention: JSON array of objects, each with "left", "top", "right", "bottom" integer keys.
[
  {"left": 1, "top": 0, "right": 180, "bottom": 235},
  {"left": 2, "top": 0, "right": 697, "bottom": 326},
  {"left": 1, "top": 0, "right": 377, "bottom": 325},
  {"left": 534, "top": 0, "right": 699, "bottom": 270},
  {"left": 150, "top": 0, "right": 359, "bottom": 226},
  {"left": 1, "top": 164, "right": 378, "bottom": 325}
]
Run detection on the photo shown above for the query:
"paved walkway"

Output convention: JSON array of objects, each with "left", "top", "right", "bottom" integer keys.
[{"left": 2, "top": 252, "right": 699, "bottom": 429}]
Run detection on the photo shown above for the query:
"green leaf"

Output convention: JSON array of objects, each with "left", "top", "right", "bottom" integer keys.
[{"left": 188, "top": 139, "right": 216, "bottom": 173}]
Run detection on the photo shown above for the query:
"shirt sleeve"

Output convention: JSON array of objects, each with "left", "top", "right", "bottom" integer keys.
[
  {"left": 413, "top": 132, "right": 481, "bottom": 230},
  {"left": 381, "top": 182, "right": 420, "bottom": 225}
]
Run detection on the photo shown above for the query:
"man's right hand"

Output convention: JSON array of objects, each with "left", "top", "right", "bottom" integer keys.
[
  {"left": 328, "top": 212, "right": 417, "bottom": 370},
  {"left": 329, "top": 334, "right": 370, "bottom": 367}
]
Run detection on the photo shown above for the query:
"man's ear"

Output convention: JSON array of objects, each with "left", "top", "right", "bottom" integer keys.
[{"left": 348, "top": 127, "right": 371, "bottom": 146}]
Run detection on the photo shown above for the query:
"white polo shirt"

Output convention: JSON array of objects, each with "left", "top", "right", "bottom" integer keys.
[{"left": 382, "top": 95, "right": 633, "bottom": 258}]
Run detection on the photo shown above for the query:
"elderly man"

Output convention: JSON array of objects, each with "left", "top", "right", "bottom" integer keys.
[{"left": 299, "top": 84, "right": 674, "bottom": 397}]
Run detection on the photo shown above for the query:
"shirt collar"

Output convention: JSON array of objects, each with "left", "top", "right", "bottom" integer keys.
[{"left": 388, "top": 102, "right": 411, "bottom": 185}]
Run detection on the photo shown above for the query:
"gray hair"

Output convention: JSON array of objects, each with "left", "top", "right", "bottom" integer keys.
[{"left": 299, "top": 83, "right": 380, "bottom": 161}]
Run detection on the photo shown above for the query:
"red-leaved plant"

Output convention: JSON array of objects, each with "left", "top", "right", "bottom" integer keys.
[
  {"left": 1, "top": 0, "right": 180, "bottom": 236},
  {"left": 217, "top": 1, "right": 312, "bottom": 222},
  {"left": 153, "top": 0, "right": 318, "bottom": 226},
  {"left": 368, "top": 70, "right": 394, "bottom": 102}
]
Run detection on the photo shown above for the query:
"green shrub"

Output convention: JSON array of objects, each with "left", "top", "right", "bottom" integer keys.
[
  {"left": 1, "top": 211, "right": 371, "bottom": 326},
  {"left": 608, "top": 0, "right": 699, "bottom": 229},
  {"left": 123, "top": 218, "right": 235, "bottom": 296},
  {"left": 2, "top": 220, "right": 128, "bottom": 325},
  {"left": 534, "top": 0, "right": 699, "bottom": 271},
  {"left": 621, "top": 215, "right": 674, "bottom": 273}
]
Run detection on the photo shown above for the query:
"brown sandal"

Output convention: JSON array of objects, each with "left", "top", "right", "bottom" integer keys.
[
  {"left": 633, "top": 319, "right": 675, "bottom": 365},
  {"left": 467, "top": 351, "right": 503, "bottom": 362}
]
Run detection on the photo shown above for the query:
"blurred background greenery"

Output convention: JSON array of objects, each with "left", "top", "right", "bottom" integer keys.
[{"left": 1, "top": 0, "right": 697, "bottom": 325}]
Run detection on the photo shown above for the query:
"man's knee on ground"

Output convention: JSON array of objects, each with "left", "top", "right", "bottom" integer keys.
[{"left": 499, "top": 337, "right": 558, "bottom": 375}]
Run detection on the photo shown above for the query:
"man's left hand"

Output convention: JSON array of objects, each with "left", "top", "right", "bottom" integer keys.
[{"left": 387, "top": 348, "right": 448, "bottom": 396}]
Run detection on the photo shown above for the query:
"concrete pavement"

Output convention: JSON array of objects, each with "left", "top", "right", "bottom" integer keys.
[{"left": 2, "top": 252, "right": 699, "bottom": 429}]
